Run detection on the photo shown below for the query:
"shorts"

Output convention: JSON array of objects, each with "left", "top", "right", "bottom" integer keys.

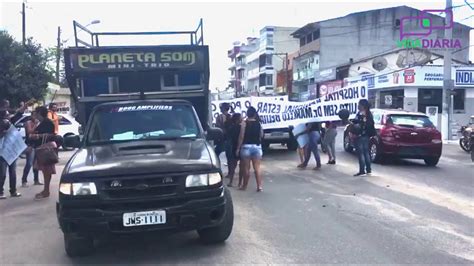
[{"left": 240, "top": 144, "right": 263, "bottom": 160}]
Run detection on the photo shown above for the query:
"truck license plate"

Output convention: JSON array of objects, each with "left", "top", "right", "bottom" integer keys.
[{"left": 123, "top": 210, "right": 166, "bottom": 227}]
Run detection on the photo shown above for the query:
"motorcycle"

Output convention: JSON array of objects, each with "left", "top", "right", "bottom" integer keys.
[
  {"left": 459, "top": 116, "right": 474, "bottom": 153},
  {"left": 459, "top": 125, "right": 472, "bottom": 152}
]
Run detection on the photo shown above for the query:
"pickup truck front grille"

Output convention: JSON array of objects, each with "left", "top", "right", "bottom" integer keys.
[{"left": 98, "top": 175, "right": 183, "bottom": 200}]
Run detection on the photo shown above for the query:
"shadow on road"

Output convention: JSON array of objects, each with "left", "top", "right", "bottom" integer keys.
[{"left": 68, "top": 232, "right": 228, "bottom": 264}]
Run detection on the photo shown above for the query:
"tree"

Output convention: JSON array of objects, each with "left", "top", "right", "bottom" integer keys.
[{"left": 0, "top": 31, "right": 53, "bottom": 107}]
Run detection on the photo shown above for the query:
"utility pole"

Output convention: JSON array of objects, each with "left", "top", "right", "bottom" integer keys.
[
  {"left": 22, "top": 1, "right": 26, "bottom": 45},
  {"left": 56, "top": 26, "right": 61, "bottom": 84},
  {"left": 442, "top": 0, "right": 453, "bottom": 140},
  {"left": 271, "top": 52, "right": 290, "bottom": 95},
  {"left": 285, "top": 53, "right": 289, "bottom": 95}
]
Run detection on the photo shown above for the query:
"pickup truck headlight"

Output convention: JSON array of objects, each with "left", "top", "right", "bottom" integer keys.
[
  {"left": 185, "top": 173, "right": 222, "bottom": 188},
  {"left": 59, "top": 182, "right": 97, "bottom": 195}
]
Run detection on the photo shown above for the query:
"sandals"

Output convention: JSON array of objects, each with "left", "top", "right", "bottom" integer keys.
[
  {"left": 35, "top": 192, "right": 50, "bottom": 200},
  {"left": 257, "top": 187, "right": 263, "bottom": 192}
]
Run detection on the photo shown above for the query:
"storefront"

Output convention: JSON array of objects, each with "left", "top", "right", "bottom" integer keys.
[{"left": 344, "top": 65, "right": 474, "bottom": 127}]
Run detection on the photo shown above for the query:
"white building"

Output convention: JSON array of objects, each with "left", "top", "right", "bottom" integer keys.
[{"left": 228, "top": 26, "right": 299, "bottom": 96}]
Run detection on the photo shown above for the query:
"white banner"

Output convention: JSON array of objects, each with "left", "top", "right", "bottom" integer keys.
[
  {"left": 0, "top": 126, "right": 27, "bottom": 165},
  {"left": 212, "top": 82, "right": 367, "bottom": 129}
]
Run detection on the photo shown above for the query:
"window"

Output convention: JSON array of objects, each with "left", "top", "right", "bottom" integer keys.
[
  {"left": 59, "top": 116, "right": 72, "bottom": 125},
  {"left": 266, "top": 74, "right": 273, "bottom": 86},
  {"left": 453, "top": 89, "right": 465, "bottom": 112},
  {"left": 418, "top": 89, "right": 442, "bottom": 113},
  {"left": 266, "top": 54, "right": 272, "bottom": 65},
  {"left": 87, "top": 104, "right": 199, "bottom": 144},
  {"left": 163, "top": 74, "right": 176, "bottom": 87},
  {"left": 388, "top": 115, "right": 434, "bottom": 128},
  {"left": 178, "top": 71, "right": 200, "bottom": 86},
  {"left": 300, "top": 37, "right": 306, "bottom": 46},
  {"left": 312, "top": 30, "right": 320, "bottom": 40},
  {"left": 306, "top": 33, "right": 313, "bottom": 44},
  {"left": 267, "top": 35, "right": 274, "bottom": 46},
  {"left": 380, "top": 90, "right": 404, "bottom": 109}
]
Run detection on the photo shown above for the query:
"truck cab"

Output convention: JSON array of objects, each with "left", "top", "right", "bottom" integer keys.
[{"left": 58, "top": 20, "right": 233, "bottom": 257}]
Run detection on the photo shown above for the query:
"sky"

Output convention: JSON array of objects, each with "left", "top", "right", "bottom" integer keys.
[{"left": 0, "top": 0, "right": 473, "bottom": 90}]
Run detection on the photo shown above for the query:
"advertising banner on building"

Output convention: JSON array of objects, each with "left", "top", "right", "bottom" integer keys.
[
  {"left": 345, "top": 66, "right": 474, "bottom": 89},
  {"left": 318, "top": 80, "right": 343, "bottom": 97},
  {"left": 212, "top": 82, "right": 367, "bottom": 129}
]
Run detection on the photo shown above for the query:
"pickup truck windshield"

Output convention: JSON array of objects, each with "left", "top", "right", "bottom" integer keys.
[{"left": 87, "top": 104, "right": 200, "bottom": 144}]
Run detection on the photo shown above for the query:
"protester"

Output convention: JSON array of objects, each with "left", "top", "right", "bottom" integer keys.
[
  {"left": 298, "top": 122, "right": 322, "bottom": 170},
  {"left": 352, "top": 99, "right": 376, "bottom": 176},
  {"left": 226, "top": 113, "right": 242, "bottom": 187},
  {"left": 0, "top": 118, "right": 22, "bottom": 199},
  {"left": 293, "top": 123, "right": 309, "bottom": 166},
  {"left": 323, "top": 121, "right": 338, "bottom": 165},
  {"left": 47, "top": 103, "right": 60, "bottom": 135},
  {"left": 29, "top": 106, "right": 57, "bottom": 200},
  {"left": 21, "top": 111, "right": 41, "bottom": 187},
  {"left": 236, "top": 107, "right": 264, "bottom": 192},
  {"left": 215, "top": 102, "right": 231, "bottom": 157}
]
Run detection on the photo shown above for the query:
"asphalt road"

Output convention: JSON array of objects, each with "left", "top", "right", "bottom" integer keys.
[{"left": 1, "top": 136, "right": 473, "bottom": 264}]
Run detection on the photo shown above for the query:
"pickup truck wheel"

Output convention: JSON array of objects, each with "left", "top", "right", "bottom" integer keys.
[
  {"left": 64, "top": 233, "right": 94, "bottom": 257},
  {"left": 198, "top": 188, "right": 234, "bottom": 244},
  {"left": 424, "top": 157, "right": 440, "bottom": 167}
]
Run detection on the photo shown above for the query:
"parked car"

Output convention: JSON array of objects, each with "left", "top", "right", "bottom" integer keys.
[
  {"left": 262, "top": 127, "right": 298, "bottom": 151},
  {"left": 14, "top": 113, "right": 80, "bottom": 150},
  {"left": 343, "top": 109, "right": 442, "bottom": 166}
]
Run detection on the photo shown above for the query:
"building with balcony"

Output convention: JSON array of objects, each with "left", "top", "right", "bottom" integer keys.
[
  {"left": 290, "top": 5, "right": 471, "bottom": 101},
  {"left": 228, "top": 26, "right": 299, "bottom": 96}
]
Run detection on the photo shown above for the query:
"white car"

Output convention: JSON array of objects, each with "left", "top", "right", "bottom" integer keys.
[{"left": 14, "top": 113, "right": 80, "bottom": 150}]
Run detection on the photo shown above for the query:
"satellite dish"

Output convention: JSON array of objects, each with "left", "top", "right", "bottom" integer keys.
[
  {"left": 396, "top": 49, "right": 432, "bottom": 68},
  {"left": 372, "top": 57, "right": 388, "bottom": 71}
]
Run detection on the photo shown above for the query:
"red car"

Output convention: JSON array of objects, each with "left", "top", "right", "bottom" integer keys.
[{"left": 343, "top": 109, "right": 442, "bottom": 166}]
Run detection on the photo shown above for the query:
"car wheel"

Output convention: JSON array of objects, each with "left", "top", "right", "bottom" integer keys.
[
  {"left": 343, "top": 134, "right": 353, "bottom": 152},
  {"left": 64, "top": 233, "right": 94, "bottom": 257},
  {"left": 198, "top": 188, "right": 234, "bottom": 244},
  {"left": 424, "top": 157, "right": 440, "bottom": 166},
  {"left": 369, "top": 141, "right": 383, "bottom": 163},
  {"left": 62, "top": 133, "right": 75, "bottom": 151}
]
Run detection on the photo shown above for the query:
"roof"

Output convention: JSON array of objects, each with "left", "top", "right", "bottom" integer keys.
[{"left": 291, "top": 5, "right": 472, "bottom": 37}]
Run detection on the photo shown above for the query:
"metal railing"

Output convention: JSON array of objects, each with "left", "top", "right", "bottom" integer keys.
[{"left": 73, "top": 19, "right": 204, "bottom": 47}]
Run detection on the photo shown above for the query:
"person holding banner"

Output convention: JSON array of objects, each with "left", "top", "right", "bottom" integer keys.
[
  {"left": 352, "top": 99, "right": 376, "bottom": 177},
  {"left": 298, "top": 122, "right": 322, "bottom": 170},
  {"left": 0, "top": 119, "right": 22, "bottom": 199},
  {"left": 292, "top": 123, "right": 309, "bottom": 166},
  {"left": 236, "top": 107, "right": 264, "bottom": 192}
]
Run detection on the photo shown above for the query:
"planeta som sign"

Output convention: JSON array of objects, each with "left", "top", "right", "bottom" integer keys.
[{"left": 68, "top": 48, "right": 204, "bottom": 71}]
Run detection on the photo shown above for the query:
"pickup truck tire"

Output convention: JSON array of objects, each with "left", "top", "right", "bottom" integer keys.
[
  {"left": 64, "top": 233, "right": 94, "bottom": 257},
  {"left": 198, "top": 188, "right": 234, "bottom": 244}
]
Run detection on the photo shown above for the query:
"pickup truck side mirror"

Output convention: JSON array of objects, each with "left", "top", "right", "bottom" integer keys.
[
  {"left": 206, "top": 127, "right": 223, "bottom": 142},
  {"left": 63, "top": 135, "right": 81, "bottom": 149}
]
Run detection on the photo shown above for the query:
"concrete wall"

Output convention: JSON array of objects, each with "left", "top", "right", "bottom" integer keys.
[{"left": 319, "top": 6, "right": 471, "bottom": 70}]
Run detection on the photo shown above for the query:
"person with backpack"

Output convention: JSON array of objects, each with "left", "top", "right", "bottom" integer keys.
[{"left": 352, "top": 99, "right": 376, "bottom": 176}]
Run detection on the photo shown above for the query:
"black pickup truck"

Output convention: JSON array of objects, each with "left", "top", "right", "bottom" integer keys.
[
  {"left": 58, "top": 20, "right": 233, "bottom": 257},
  {"left": 59, "top": 100, "right": 233, "bottom": 256}
]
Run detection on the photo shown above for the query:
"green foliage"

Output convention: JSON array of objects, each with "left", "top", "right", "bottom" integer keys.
[{"left": 0, "top": 31, "right": 53, "bottom": 106}]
